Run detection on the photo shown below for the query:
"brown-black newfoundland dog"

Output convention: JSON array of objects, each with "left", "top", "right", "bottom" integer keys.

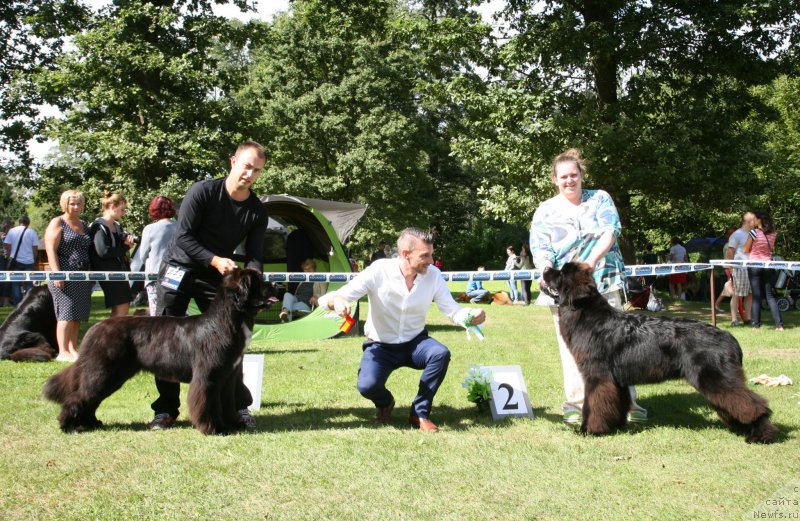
[
  {"left": 541, "top": 262, "right": 777, "bottom": 443},
  {"left": 44, "top": 268, "right": 269, "bottom": 435},
  {"left": 0, "top": 285, "right": 57, "bottom": 362}
]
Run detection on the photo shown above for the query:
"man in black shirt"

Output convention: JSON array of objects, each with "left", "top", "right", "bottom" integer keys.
[{"left": 148, "top": 140, "right": 269, "bottom": 430}]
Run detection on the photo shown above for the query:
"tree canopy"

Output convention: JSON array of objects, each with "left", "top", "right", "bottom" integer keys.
[{"left": 7, "top": 0, "right": 800, "bottom": 267}]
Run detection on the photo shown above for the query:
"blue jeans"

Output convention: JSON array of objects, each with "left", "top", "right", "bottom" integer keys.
[
  {"left": 466, "top": 288, "right": 489, "bottom": 303},
  {"left": 748, "top": 267, "right": 782, "bottom": 328},
  {"left": 10, "top": 261, "right": 35, "bottom": 306},
  {"left": 507, "top": 280, "right": 519, "bottom": 301},
  {"left": 357, "top": 330, "right": 451, "bottom": 419}
]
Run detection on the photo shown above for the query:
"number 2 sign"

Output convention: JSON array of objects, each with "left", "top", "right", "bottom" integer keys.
[{"left": 483, "top": 365, "right": 535, "bottom": 421}]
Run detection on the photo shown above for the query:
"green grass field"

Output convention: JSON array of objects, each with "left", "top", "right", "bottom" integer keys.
[{"left": 0, "top": 283, "right": 798, "bottom": 520}]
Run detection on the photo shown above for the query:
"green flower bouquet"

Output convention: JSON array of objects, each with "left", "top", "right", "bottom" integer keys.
[{"left": 462, "top": 365, "right": 493, "bottom": 410}]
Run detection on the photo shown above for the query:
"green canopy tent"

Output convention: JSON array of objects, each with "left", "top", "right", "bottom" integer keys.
[{"left": 190, "top": 195, "right": 368, "bottom": 341}]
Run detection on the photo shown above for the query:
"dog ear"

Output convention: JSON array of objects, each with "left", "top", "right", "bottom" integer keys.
[{"left": 223, "top": 270, "right": 250, "bottom": 310}]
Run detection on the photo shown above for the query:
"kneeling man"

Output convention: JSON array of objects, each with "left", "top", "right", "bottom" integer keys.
[{"left": 319, "top": 228, "right": 485, "bottom": 433}]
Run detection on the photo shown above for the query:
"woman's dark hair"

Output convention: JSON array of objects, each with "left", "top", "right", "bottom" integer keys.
[
  {"left": 754, "top": 209, "right": 774, "bottom": 234},
  {"left": 148, "top": 195, "right": 176, "bottom": 220}
]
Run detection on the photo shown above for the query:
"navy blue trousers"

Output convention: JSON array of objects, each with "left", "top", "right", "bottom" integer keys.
[{"left": 357, "top": 330, "right": 451, "bottom": 419}]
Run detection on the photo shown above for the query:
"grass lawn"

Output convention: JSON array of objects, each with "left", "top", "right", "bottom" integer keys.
[{"left": 0, "top": 283, "right": 798, "bottom": 520}]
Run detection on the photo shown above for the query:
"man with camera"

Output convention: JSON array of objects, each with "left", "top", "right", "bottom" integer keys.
[{"left": 3, "top": 215, "right": 39, "bottom": 306}]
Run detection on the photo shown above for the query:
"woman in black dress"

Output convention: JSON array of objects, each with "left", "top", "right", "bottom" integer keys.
[{"left": 90, "top": 191, "right": 135, "bottom": 317}]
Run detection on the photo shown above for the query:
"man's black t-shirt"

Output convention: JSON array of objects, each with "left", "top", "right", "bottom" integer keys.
[{"left": 163, "top": 178, "right": 268, "bottom": 276}]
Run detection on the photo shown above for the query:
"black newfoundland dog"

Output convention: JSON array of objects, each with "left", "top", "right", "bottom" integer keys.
[
  {"left": 0, "top": 285, "right": 57, "bottom": 362},
  {"left": 541, "top": 262, "right": 777, "bottom": 443},
  {"left": 44, "top": 268, "right": 269, "bottom": 435}
]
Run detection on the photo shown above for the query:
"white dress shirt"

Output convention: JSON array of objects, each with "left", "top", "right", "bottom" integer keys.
[{"left": 318, "top": 258, "right": 471, "bottom": 343}]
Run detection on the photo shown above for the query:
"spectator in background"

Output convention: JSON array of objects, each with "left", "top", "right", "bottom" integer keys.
[
  {"left": 668, "top": 236, "right": 688, "bottom": 299},
  {"left": 44, "top": 190, "right": 94, "bottom": 362},
  {"left": 517, "top": 243, "right": 534, "bottom": 305},
  {"left": 0, "top": 220, "right": 11, "bottom": 306},
  {"left": 466, "top": 266, "right": 490, "bottom": 303},
  {"left": 130, "top": 195, "right": 177, "bottom": 316},
  {"left": 279, "top": 258, "right": 328, "bottom": 322},
  {"left": 434, "top": 257, "right": 444, "bottom": 270},
  {"left": 0, "top": 221, "right": 11, "bottom": 306},
  {"left": 370, "top": 241, "right": 387, "bottom": 264},
  {"left": 726, "top": 212, "right": 754, "bottom": 326},
  {"left": 90, "top": 191, "right": 135, "bottom": 317},
  {"left": 3, "top": 215, "right": 39, "bottom": 306},
  {"left": 640, "top": 243, "right": 658, "bottom": 286},
  {"left": 714, "top": 226, "right": 738, "bottom": 313},
  {"left": 504, "top": 245, "right": 521, "bottom": 303},
  {"left": 744, "top": 209, "right": 783, "bottom": 331}
]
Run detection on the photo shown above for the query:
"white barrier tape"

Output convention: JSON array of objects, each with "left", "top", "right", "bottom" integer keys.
[
  {"left": 0, "top": 271, "right": 159, "bottom": 283},
  {"left": 1, "top": 261, "right": 795, "bottom": 283},
  {"left": 710, "top": 260, "right": 800, "bottom": 271},
  {"left": 0, "top": 270, "right": 540, "bottom": 282},
  {"left": 625, "top": 263, "right": 712, "bottom": 277},
  {"left": 0, "top": 271, "right": 360, "bottom": 283}
]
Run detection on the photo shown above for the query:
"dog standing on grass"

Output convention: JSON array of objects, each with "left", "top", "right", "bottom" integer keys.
[
  {"left": 541, "top": 262, "right": 778, "bottom": 443},
  {"left": 43, "top": 268, "right": 269, "bottom": 434}
]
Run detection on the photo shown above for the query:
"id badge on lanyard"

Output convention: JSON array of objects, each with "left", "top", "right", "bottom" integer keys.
[{"left": 161, "top": 264, "right": 188, "bottom": 291}]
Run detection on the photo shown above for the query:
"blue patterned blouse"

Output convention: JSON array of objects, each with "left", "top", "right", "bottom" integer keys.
[{"left": 529, "top": 189, "right": 625, "bottom": 305}]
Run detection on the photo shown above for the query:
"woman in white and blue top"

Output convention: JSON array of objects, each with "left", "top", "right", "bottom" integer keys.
[{"left": 530, "top": 148, "right": 647, "bottom": 424}]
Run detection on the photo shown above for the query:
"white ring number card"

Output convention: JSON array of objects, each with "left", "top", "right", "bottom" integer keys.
[{"left": 483, "top": 365, "right": 535, "bottom": 421}]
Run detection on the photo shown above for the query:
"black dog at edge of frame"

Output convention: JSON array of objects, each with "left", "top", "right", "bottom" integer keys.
[
  {"left": 541, "top": 261, "right": 778, "bottom": 444},
  {"left": 0, "top": 285, "right": 58, "bottom": 362}
]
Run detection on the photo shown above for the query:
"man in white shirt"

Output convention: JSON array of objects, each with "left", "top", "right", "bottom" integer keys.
[
  {"left": 725, "top": 212, "right": 754, "bottom": 326},
  {"left": 319, "top": 228, "right": 486, "bottom": 433},
  {"left": 3, "top": 215, "right": 39, "bottom": 306}
]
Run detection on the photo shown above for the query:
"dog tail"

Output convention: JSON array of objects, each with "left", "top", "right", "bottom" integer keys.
[
  {"left": 43, "top": 365, "right": 79, "bottom": 404},
  {"left": 9, "top": 347, "right": 55, "bottom": 363}
]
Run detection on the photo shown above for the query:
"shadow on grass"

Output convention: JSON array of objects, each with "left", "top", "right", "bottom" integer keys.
[
  {"left": 74, "top": 392, "right": 791, "bottom": 441},
  {"left": 250, "top": 403, "right": 517, "bottom": 432},
  {"left": 623, "top": 391, "right": 792, "bottom": 443}
]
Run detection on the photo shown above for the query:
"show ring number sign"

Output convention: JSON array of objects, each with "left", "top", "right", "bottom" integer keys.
[{"left": 483, "top": 365, "right": 535, "bottom": 421}]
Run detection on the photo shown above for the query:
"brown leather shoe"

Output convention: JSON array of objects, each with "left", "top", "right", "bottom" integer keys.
[
  {"left": 409, "top": 414, "right": 439, "bottom": 433},
  {"left": 376, "top": 399, "right": 395, "bottom": 424}
]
